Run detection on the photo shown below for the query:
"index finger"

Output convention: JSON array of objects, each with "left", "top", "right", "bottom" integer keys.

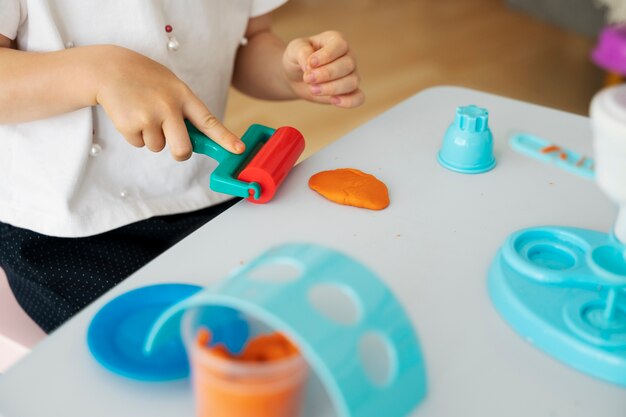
[{"left": 183, "top": 95, "right": 244, "bottom": 154}]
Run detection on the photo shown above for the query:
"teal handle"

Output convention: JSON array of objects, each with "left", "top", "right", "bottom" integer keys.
[
  {"left": 185, "top": 120, "right": 231, "bottom": 163},
  {"left": 185, "top": 120, "right": 268, "bottom": 200}
]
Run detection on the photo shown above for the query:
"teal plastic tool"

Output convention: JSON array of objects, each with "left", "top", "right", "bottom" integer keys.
[
  {"left": 488, "top": 226, "right": 626, "bottom": 386},
  {"left": 145, "top": 243, "right": 427, "bottom": 417},
  {"left": 186, "top": 120, "right": 274, "bottom": 200},
  {"left": 438, "top": 105, "right": 496, "bottom": 174},
  {"left": 510, "top": 133, "right": 595, "bottom": 179}
]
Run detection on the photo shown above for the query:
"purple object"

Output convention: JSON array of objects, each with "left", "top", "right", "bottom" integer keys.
[{"left": 592, "top": 25, "right": 626, "bottom": 75}]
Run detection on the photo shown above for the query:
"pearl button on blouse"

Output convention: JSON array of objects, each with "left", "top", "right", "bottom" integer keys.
[
  {"left": 166, "top": 37, "right": 179, "bottom": 51},
  {"left": 89, "top": 144, "right": 102, "bottom": 157}
]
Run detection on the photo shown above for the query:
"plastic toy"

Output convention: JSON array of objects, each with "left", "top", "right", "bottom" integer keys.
[
  {"left": 488, "top": 226, "right": 626, "bottom": 386},
  {"left": 590, "top": 85, "right": 626, "bottom": 242},
  {"left": 509, "top": 133, "right": 595, "bottom": 179},
  {"left": 145, "top": 243, "right": 427, "bottom": 417},
  {"left": 187, "top": 121, "right": 305, "bottom": 204},
  {"left": 489, "top": 85, "right": 626, "bottom": 387},
  {"left": 592, "top": 25, "right": 626, "bottom": 86},
  {"left": 86, "top": 243, "right": 427, "bottom": 417},
  {"left": 187, "top": 320, "right": 308, "bottom": 417},
  {"left": 438, "top": 105, "right": 496, "bottom": 174},
  {"left": 86, "top": 283, "right": 249, "bottom": 381}
]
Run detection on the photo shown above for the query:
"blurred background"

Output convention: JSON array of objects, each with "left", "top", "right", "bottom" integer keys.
[{"left": 225, "top": 0, "right": 611, "bottom": 158}]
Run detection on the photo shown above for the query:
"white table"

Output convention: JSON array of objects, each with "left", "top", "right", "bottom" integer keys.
[{"left": 1, "top": 87, "right": 624, "bottom": 417}]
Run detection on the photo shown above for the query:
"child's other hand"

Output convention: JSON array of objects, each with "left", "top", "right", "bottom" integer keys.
[
  {"left": 96, "top": 46, "right": 244, "bottom": 161},
  {"left": 283, "top": 31, "right": 364, "bottom": 108}
]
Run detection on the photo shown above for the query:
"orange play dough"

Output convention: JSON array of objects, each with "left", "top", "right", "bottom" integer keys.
[
  {"left": 192, "top": 329, "right": 307, "bottom": 417},
  {"left": 197, "top": 329, "right": 299, "bottom": 363},
  {"left": 308, "top": 168, "right": 390, "bottom": 210}
]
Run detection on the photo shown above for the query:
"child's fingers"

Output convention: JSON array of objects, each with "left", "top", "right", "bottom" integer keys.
[
  {"left": 285, "top": 38, "right": 315, "bottom": 72},
  {"left": 142, "top": 127, "right": 166, "bottom": 152},
  {"left": 330, "top": 89, "right": 366, "bottom": 108},
  {"left": 122, "top": 130, "right": 145, "bottom": 148},
  {"left": 162, "top": 116, "right": 193, "bottom": 161},
  {"left": 307, "top": 31, "right": 349, "bottom": 69},
  {"left": 304, "top": 54, "right": 356, "bottom": 84},
  {"left": 310, "top": 73, "right": 360, "bottom": 97},
  {"left": 183, "top": 96, "right": 244, "bottom": 154}
]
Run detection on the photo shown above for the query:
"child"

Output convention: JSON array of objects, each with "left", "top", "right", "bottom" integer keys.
[{"left": 0, "top": 0, "right": 364, "bottom": 333}]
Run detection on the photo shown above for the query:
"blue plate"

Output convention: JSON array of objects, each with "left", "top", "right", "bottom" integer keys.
[{"left": 87, "top": 283, "right": 203, "bottom": 381}]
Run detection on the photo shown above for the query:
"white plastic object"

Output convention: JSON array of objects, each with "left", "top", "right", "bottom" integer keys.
[{"left": 590, "top": 85, "right": 626, "bottom": 243}]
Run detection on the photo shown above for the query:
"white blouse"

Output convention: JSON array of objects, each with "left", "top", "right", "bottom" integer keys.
[{"left": 0, "top": 0, "right": 287, "bottom": 237}]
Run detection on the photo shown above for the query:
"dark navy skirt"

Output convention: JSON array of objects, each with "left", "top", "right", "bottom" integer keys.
[{"left": 0, "top": 199, "right": 238, "bottom": 333}]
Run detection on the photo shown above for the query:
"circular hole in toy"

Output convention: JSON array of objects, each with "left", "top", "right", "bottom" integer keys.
[
  {"left": 590, "top": 244, "right": 626, "bottom": 277},
  {"left": 563, "top": 297, "right": 626, "bottom": 348},
  {"left": 583, "top": 303, "right": 626, "bottom": 331},
  {"left": 564, "top": 296, "right": 626, "bottom": 349},
  {"left": 308, "top": 283, "right": 361, "bottom": 325},
  {"left": 526, "top": 244, "right": 576, "bottom": 270},
  {"left": 359, "top": 331, "right": 395, "bottom": 387},
  {"left": 246, "top": 259, "right": 302, "bottom": 283},
  {"left": 513, "top": 230, "right": 586, "bottom": 271}
]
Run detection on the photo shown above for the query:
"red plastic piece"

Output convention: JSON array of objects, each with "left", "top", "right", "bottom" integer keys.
[{"left": 237, "top": 126, "right": 305, "bottom": 204}]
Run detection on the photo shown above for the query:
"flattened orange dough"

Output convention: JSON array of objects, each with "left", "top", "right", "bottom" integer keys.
[{"left": 308, "top": 168, "right": 390, "bottom": 210}]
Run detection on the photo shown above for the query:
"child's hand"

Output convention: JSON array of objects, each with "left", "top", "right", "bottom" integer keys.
[
  {"left": 96, "top": 46, "right": 244, "bottom": 161},
  {"left": 283, "top": 31, "right": 364, "bottom": 108}
]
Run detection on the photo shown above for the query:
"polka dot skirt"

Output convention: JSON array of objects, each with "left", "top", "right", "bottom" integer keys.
[{"left": 0, "top": 199, "right": 238, "bottom": 333}]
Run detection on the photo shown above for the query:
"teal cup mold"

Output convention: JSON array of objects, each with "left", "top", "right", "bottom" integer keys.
[
  {"left": 488, "top": 226, "right": 626, "bottom": 386},
  {"left": 438, "top": 105, "right": 496, "bottom": 174},
  {"left": 144, "top": 243, "right": 427, "bottom": 417}
]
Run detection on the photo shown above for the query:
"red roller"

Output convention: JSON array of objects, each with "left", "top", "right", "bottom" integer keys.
[{"left": 237, "top": 126, "right": 305, "bottom": 204}]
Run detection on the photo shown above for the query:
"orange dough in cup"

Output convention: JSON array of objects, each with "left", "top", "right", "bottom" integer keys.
[
  {"left": 308, "top": 168, "right": 390, "bottom": 210},
  {"left": 192, "top": 330, "right": 307, "bottom": 417}
]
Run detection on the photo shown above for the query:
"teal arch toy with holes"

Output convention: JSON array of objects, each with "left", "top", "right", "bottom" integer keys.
[
  {"left": 145, "top": 243, "right": 427, "bottom": 417},
  {"left": 488, "top": 226, "right": 626, "bottom": 386}
]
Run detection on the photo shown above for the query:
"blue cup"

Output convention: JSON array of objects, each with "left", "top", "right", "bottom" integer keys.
[{"left": 438, "top": 105, "right": 496, "bottom": 174}]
